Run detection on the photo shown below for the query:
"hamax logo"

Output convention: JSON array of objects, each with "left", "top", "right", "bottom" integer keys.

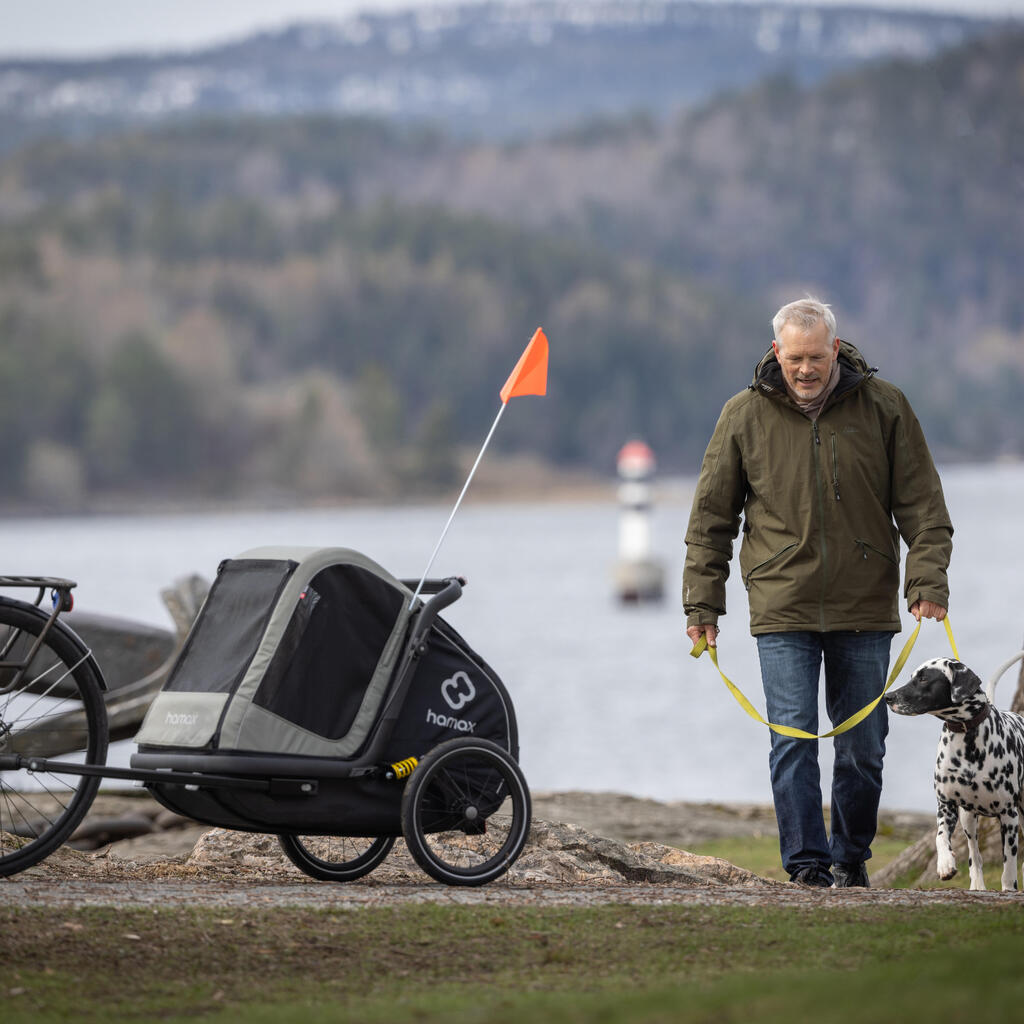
[
  {"left": 441, "top": 671, "right": 476, "bottom": 710},
  {"left": 427, "top": 671, "right": 478, "bottom": 732},
  {"left": 165, "top": 712, "right": 199, "bottom": 727},
  {"left": 425, "top": 708, "right": 476, "bottom": 732}
]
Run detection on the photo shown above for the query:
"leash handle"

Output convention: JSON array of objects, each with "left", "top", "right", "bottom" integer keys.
[{"left": 690, "top": 616, "right": 958, "bottom": 739}]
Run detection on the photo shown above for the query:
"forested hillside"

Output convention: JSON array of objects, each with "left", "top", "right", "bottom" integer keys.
[{"left": 0, "top": 25, "right": 1021, "bottom": 508}]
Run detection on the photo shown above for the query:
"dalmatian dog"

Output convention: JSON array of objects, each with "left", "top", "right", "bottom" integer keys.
[{"left": 885, "top": 657, "right": 1024, "bottom": 892}]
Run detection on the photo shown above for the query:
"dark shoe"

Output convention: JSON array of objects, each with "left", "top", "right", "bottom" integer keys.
[
  {"left": 832, "top": 862, "right": 870, "bottom": 888},
  {"left": 791, "top": 866, "right": 834, "bottom": 888}
]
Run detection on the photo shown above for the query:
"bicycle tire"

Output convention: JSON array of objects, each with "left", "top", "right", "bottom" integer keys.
[
  {"left": 401, "top": 737, "right": 531, "bottom": 886},
  {"left": 278, "top": 833, "right": 395, "bottom": 882},
  {"left": 0, "top": 597, "right": 109, "bottom": 876}
]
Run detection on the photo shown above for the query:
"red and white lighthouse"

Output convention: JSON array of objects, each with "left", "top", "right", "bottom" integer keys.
[{"left": 613, "top": 440, "right": 665, "bottom": 602}]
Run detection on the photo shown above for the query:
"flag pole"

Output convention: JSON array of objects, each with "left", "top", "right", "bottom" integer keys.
[
  {"left": 409, "top": 401, "right": 507, "bottom": 609},
  {"left": 408, "top": 326, "right": 547, "bottom": 611}
]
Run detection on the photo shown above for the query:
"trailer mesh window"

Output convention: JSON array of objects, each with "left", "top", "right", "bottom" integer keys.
[
  {"left": 251, "top": 564, "right": 406, "bottom": 740},
  {"left": 164, "top": 559, "right": 296, "bottom": 695}
]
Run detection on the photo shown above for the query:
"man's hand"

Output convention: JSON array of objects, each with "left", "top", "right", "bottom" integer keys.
[
  {"left": 687, "top": 624, "right": 719, "bottom": 649},
  {"left": 911, "top": 600, "right": 947, "bottom": 622}
]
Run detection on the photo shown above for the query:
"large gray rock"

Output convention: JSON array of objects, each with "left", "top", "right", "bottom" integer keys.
[{"left": 185, "top": 818, "right": 780, "bottom": 887}]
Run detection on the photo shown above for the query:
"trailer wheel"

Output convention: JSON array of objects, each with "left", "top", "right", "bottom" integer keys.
[
  {"left": 277, "top": 833, "right": 395, "bottom": 882},
  {"left": 401, "top": 737, "right": 531, "bottom": 886},
  {"left": 0, "top": 598, "right": 109, "bottom": 877}
]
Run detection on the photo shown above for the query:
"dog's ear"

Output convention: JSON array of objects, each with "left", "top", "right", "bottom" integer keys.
[{"left": 950, "top": 662, "right": 983, "bottom": 702}]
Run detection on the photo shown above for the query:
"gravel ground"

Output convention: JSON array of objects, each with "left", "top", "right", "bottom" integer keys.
[{"left": 5, "top": 876, "right": 1020, "bottom": 909}]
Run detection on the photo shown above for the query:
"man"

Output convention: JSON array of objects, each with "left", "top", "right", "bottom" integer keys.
[{"left": 683, "top": 298, "right": 952, "bottom": 888}]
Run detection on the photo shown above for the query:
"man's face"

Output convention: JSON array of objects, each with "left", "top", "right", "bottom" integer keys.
[{"left": 773, "top": 320, "right": 840, "bottom": 401}]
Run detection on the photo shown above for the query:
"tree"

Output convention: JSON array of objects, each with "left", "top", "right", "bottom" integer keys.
[
  {"left": 85, "top": 333, "right": 201, "bottom": 487},
  {"left": 0, "top": 308, "right": 92, "bottom": 494}
]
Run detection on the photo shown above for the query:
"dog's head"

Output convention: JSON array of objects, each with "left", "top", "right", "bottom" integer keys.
[{"left": 885, "top": 657, "right": 984, "bottom": 717}]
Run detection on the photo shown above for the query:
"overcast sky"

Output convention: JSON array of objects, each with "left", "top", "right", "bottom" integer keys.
[{"left": 2, "top": 0, "right": 1022, "bottom": 59}]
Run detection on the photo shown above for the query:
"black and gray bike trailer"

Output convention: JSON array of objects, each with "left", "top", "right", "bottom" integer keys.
[{"left": 0, "top": 550, "right": 531, "bottom": 886}]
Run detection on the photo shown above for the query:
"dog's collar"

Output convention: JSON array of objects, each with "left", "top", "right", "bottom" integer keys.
[{"left": 943, "top": 705, "right": 992, "bottom": 734}]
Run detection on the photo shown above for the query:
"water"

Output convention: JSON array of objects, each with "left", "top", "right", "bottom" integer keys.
[{"left": 3, "top": 461, "right": 1022, "bottom": 813}]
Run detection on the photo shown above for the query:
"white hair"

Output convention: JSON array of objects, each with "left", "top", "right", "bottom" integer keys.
[{"left": 772, "top": 298, "right": 837, "bottom": 343}]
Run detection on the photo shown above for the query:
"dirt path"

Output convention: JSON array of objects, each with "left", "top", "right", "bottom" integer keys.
[{"left": 4, "top": 875, "right": 1017, "bottom": 909}]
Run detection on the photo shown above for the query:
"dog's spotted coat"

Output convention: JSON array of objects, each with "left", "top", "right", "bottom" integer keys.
[{"left": 886, "top": 657, "right": 1024, "bottom": 892}]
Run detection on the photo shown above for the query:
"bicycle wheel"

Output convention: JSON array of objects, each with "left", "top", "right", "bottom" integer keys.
[
  {"left": 0, "top": 597, "right": 109, "bottom": 877},
  {"left": 401, "top": 737, "right": 531, "bottom": 886},
  {"left": 278, "top": 833, "right": 395, "bottom": 882}
]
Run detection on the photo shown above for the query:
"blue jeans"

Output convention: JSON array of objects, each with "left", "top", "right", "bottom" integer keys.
[{"left": 755, "top": 631, "right": 892, "bottom": 880}]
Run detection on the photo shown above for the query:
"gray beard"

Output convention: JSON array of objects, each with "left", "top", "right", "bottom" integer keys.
[{"left": 788, "top": 360, "right": 841, "bottom": 421}]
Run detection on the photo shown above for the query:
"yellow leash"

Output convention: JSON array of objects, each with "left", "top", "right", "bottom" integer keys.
[{"left": 689, "top": 617, "right": 959, "bottom": 739}]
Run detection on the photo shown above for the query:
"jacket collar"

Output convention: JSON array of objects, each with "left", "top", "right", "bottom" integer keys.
[{"left": 750, "top": 339, "right": 876, "bottom": 412}]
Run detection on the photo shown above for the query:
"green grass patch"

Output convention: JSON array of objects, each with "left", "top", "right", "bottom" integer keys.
[
  {"left": 881, "top": 858, "right": 1013, "bottom": 891},
  {"left": 3, "top": 903, "right": 1024, "bottom": 1023},
  {"left": 688, "top": 834, "right": 912, "bottom": 883},
  {"left": 689, "top": 834, "right": 1016, "bottom": 890}
]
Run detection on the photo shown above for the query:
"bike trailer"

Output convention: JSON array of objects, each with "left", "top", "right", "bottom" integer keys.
[{"left": 133, "top": 546, "right": 518, "bottom": 835}]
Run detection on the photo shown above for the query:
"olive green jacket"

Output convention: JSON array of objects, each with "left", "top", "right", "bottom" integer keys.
[{"left": 683, "top": 341, "right": 953, "bottom": 635}]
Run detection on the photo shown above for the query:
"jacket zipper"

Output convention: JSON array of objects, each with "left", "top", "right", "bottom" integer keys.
[
  {"left": 854, "top": 539, "right": 899, "bottom": 566},
  {"left": 830, "top": 432, "right": 841, "bottom": 501},
  {"left": 812, "top": 422, "right": 827, "bottom": 630}
]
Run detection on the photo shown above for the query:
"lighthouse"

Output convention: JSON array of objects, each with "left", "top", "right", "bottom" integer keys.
[{"left": 613, "top": 440, "right": 665, "bottom": 603}]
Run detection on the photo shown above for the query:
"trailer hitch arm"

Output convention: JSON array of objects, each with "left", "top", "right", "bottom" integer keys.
[{"left": 0, "top": 753, "right": 317, "bottom": 795}]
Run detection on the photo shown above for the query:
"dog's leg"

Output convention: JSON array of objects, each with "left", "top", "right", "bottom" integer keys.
[
  {"left": 936, "top": 797, "right": 959, "bottom": 881},
  {"left": 999, "top": 812, "right": 1020, "bottom": 892},
  {"left": 958, "top": 808, "right": 985, "bottom": 891}
]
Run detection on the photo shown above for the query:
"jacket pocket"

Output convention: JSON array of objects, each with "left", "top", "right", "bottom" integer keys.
[
  {"left": 742, "top": 542, "right": 797, "bottom": 591},
  {"left": 854, "top": 539, "right": 898, "bottom": 566}
]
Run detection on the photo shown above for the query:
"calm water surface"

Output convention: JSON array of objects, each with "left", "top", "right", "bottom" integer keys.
[{"left": 3, "top": 461, "right": 1022, "bottom": 813}]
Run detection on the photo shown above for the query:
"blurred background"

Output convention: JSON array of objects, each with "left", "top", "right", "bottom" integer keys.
[
  {"left": 1, "top": 0, "right": 1022, "bottom": 510},
  {"left": 1, "top": 0, "right": 1023, "bottom": 809}
]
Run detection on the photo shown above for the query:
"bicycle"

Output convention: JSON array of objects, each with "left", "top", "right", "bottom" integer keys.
[{"left": 0, "top": 576, "right": 109, "bottom": 876}]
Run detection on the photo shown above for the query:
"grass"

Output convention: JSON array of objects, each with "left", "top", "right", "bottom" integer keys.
[
  {"left": 688, "top": 833, "right": 1017, "bottom": 890},
  {"left": 3, "top": 903, "right": 1024, "bottom": 1023},
  {"left": 688, "top": 834, "right": 913, "bottom": 883}
]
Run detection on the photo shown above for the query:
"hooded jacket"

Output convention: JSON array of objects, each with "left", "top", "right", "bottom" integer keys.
[{"left": 683, "top": 341, "right": 952, "bottom": 635}]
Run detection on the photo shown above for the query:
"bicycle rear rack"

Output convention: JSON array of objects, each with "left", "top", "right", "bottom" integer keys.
[{"left": 0, "top": 577, "right": 77, "bottom": 696}]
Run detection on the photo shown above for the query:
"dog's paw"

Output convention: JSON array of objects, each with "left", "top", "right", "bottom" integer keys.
[{"left": 936, "top": 851, "right": 958, "bottom": 880}]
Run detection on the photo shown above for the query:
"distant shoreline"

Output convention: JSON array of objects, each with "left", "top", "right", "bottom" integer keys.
[{"left": 3, "top": 456, "right": 1014, "bottom": 522}]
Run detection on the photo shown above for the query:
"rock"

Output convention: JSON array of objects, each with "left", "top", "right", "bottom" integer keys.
[
  {"left": 628, "top": 842, "right": 778, "bottom": 888},
  {"left": 188, "top": 829, "right": 286, "bottom": 871},
  {"left": 530, "top": 791, "right": 780, "bottom": 846},
  {"left": 518, "top": 820, "right": 721, "bottom": 886},
  {"left": 181, "top": 818, "right": 781, "bottom": 887}
]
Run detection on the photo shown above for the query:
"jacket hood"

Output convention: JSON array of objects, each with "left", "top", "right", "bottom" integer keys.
[{"left": 750, "top": 339, "right": 875, "bottom": 397}]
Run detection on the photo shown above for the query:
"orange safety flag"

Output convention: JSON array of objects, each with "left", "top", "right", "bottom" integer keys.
[{"left": 500, "top": 328, "right": 548, "bottom": 404}]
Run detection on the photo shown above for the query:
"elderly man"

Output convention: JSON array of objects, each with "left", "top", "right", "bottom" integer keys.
[{"left": 683, "top": 298, "right": 952, "bottom": 888}]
